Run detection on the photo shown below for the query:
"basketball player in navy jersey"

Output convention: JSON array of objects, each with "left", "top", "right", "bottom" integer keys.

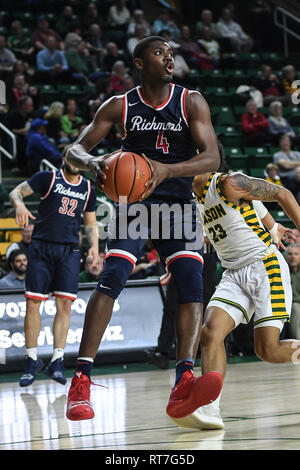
[
  {"left": 9, "top": 156, "right": 99, "bottom": 387},
  {"left": 65, "top": 36, "right": 223, "bottom": 424}
]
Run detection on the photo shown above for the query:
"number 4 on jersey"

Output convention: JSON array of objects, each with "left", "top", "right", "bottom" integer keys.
[{"left": 156, "top": 130, "right": 169, "bottom": 154}]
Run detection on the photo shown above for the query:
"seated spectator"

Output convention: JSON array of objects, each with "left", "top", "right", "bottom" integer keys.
[
  {"left": 242, "top": 99, "right": 270, "bottom": 146},
  {"left": 85, "top": 24, "right": 107, "bottom": 69},
  {"left": 0, "top": 250, "right": 27, "bottom": 289},
  {"left": 31, "top": 15, "right": 63, "bottom": 51},
  {"left": 169, "top": 41, "right": 195, "bottom": 88},
  {"left": 178, "top": 24, "right": 215, "bottom": 70},
  {"left": 64, "top": 26, "right": 82, "bottom": 52},
  {"left": 129, "top": 255, "right": 157, "bottom": 280},
  {"left": 6, "top": 96, "right": 34, "bottom": 172},
  {"left": 0, "top": 34, "right": 16, "bottom": 80},
  {"left": 273, "top": 134, "right": 300, "bottom": 184},
  {"left": 25, "top": 118, "right": 62, "bottom": 174},
  {"left": 6, "top": 223, "right": 34, "bottom": 260},
  {"left": 127, "top": 9, "right": 152, "bottom": 37},
  {"left": 152, "top": 8, "right": 180, "bottom": 39},
  {"left": 93, "top": 77, "right": 114, "bottom": 103},
  {"left": 284, "top": 166, "right": 300, "bottom": 205},
  {"left": 253, "top": 64, "right": 289, "bottom": 107},
  {"left": 265, "top": 163, "right": 283, "bottom": 186},
  {"left": 197, "top": 26, "right": 221, "bottom": 67},
  {"left": 281, "top": 65, "right": 298, "bottom": 100},
  {"left": 66, "top": 40, "right": 104, "bottom": 84},
  {"left": 7, "top": 20, "right": 34, "bottom": 62},
  {"left": 102, "top": 42, "right": 129, "bottom": 73},
  {"left": 36, "top": 36, "right": 70, "bottom": 83},
  {"left": 108, "top": 0, "right": 131, "bottom": 31},
  {"left": 285, "top": 244, "right": 300, "bottom": 340},
  {"left": 195, "top": 9, "right": 220, "bottom": 39},
  {"left": 12, "top": 59, "right": 35, "bottom": 83},
  {"left": 7, "top": 73, "right": 39, "bottom": 109},
  {"left": 44, "top": 101, "right": 70, "bottom": 146},
  {"left": 216, "top": 7, "right": 254, "bottom": 53},
  {"left": 56, "top": 5, "right": 79, "bottom": 38},
  {"left": 268, "top": 101, "right": 300, "bottom": 147},
  {"left": 82, "top": 2, "right": 103, "bottom": 31},
  {"left": 61, "top": 98, "right": 84, "bottom": 142},
  {"left": 123, "top": 75, "right": 135, "bottom": 92},
  {"left": 0, "top": 182, "right": 9, "bottom": 217},
  {"left": 127, "top": 24, "right": 147, "bottom": 56},
  {"left": 110, "top": 60, "right": 128, "bottom": 93},
  {"left": 79, "top": 253, "right": 104, "bottom": 283}
]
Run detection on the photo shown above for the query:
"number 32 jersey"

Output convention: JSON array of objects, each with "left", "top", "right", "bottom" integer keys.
[
  {"left": 121, "top": 83, "right": 198, "bottom": 201},
  {"left": 196, "top": 172, "right": 276, "bottom": 270},
  {"left": 27, "top": 169, "right": 96, "bottom": 246}
]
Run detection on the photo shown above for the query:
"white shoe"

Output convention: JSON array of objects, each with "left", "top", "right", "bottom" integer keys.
[{"left": 169, "top": 396, "right": 224, "bottom": 430}]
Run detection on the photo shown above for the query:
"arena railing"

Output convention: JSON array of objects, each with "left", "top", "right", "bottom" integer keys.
[{"left": 274, "top": 6, "right": 300, "bottom": 57}]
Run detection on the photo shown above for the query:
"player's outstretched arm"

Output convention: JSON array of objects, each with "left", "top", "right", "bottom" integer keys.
[
  {"left": 9, "top": 181, "right": 36, "bottom": 227},
  {"left": 225, "top": 173, "right": 300, "bottom": 232},
  {"left": 66, "top": 96, "right": 123, "bottom": 185}
]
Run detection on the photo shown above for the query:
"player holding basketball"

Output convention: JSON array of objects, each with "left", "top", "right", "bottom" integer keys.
[
  {"left": 9, "top": 156, "right": 99, "bottom": 387},
  {"left": 65, "top": 36, "right": 223, "bottom": 422},
  {"left": 186, "top": 145, "right": 300, "bottom": 430}
]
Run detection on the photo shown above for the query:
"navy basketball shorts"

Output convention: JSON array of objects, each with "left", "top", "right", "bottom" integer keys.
[
  {"left": 97, "top": 199, "right": 204, "bottom": 303},
  {"left": 25, "top": 239, "right": 81, "bottom": 301}
]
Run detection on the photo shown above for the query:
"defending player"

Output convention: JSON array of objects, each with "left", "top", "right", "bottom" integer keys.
[
  {"left": 183, "top": 145, "right": 300, "bottom": 431},
  {"left": 65, "top": 36, "right": 223, "bottom": 422},
  {"left": 9, "top": 156, "right": 99, "bottom": 387}
]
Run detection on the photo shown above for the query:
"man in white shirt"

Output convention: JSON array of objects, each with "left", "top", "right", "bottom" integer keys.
[{"left": 217, "top": 7, "right": 253, "bottom": 53}]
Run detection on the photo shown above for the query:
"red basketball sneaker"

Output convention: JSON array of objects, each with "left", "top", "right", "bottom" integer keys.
[
  {"left": 66, "top": 372, "right": 95, "bottom": 421},
  {"left": 166, "top": 370, "right": 223, "bottom": 419}
]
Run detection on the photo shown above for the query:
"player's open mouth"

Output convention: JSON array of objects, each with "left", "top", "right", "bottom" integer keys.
[{"left": 165, "top": 63, "right": 174, "bottom": 74}]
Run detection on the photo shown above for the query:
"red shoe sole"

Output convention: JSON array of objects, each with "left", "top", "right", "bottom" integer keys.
[
  {"left": 66, "top": 406, "right": 95, "bottom": 421},
  {"left": 166, "top": 371, "right": 223, "bottom": 419}
]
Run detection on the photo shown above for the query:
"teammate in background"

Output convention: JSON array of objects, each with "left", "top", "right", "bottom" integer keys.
[
  {"left": 185, "top": 144, "right": 300, "bottom": 431},
  {"left": 9, "top": 155, "right": 99, "bottom": 387},
  {"left": 65, "top": 36, "right": 222, "bottom": 423}
]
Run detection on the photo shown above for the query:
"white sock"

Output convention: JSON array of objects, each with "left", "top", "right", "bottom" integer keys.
[
  {"left": 77, "top": 357, "right": 94, "bottom": 363},
  {"left": 26, "top": 347, "right": 37, "bottom": 361},
  {"left": 51, "top": 348, "right": 64, "bottom": 363}
]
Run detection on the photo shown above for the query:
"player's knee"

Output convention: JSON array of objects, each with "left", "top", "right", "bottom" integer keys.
[
  {"left": 170, "top": 256, "right": 203, "bottom": 303},
  {"left": 96, "top": 256, "right": 133, "bottom": 299},
  {"left": 201, "top": 323, "right": 225, "bottom": 348},
  {"left": 254, "top": 341, "right": 278, "bottom": 363},
  {"left": 55, "top": 297, "right": 73, "bottom": 315}
]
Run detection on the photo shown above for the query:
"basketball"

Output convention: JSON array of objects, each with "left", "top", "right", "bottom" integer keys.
[{"left": 101, "top": 151, "right": 152, "bottom": 203}]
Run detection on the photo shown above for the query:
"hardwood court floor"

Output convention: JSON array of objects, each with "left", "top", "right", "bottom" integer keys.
[{"left": 0, "top": 360, "right": 300, "bottom": 450}]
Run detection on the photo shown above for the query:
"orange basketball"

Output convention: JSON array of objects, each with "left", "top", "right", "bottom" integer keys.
[{"left": 101, "top": 151, "right": 152, "bottom": 203}]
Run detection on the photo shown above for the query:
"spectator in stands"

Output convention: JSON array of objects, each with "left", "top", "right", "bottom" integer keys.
[
  {"left": 127, "top": 24, "right": 147, "bottom": 56},
  {"left": 36, "top": 36, "right": 70, "bottom": 83},
  {"left": 123, "top": 75, "right": 135, "bottom": 92},
  {"left": 12, "top": 59, "right": 35, "bottom": 83},
  {"left": 82, "top": 2, "right": 103, "bottom": 31},
  {"left": 169, "top": 40, "right": 194, "bottom": 88},
  {"left": 273, "top": 134, "right": 300, "bottom": 184},
  {"left": 66, "top": 40, "right": 104, "bottom": 84},
  {"left": 177, "top": 24, "right": 215, "bottom": 70},
  {"left": 152, "top": 9, "right": 180, "bottom": 39},
  {"left": 265, "top": 163, "right": 283, "bottom": 187},
  {"left": 102, "top": 41, "right": 129, "bottom": 73},
  {"left": 25, "top": 118, "right": 62, "bottom": 174},
  {"left": 56, "top": 5, "right": 79, "bottom": 38},
  {"left": 79, "top": 253, "right": 105, "bottom": 283},
  {"left": 64, "top": 26, "right": 82, "bottom": 52},
  {"left": 127, "top": 9, "right": 152, "bottom": 37},
  {"left": 0, "top": 34, "right": 16, "bottom": 80},
  {"left": 31, "top": 15, "right": 63, "bottom": 51},
  {"left": 284, "top": 166, "right": 300, "bottom": 204},
  {"left": 7, "top": 20, "right": 34, "bottom": 62},
  {"left": 216, "top": 7, "right": 254, "bottom": 53},
  {"left": 85, "top": 24, "right": 107, "bottom": 69},
  {"left": 6, "top": 96, "right": 34, "bottom": 173},
  {"left": 0, "top": 249, "right": 27, "bottom": 289},
  {"left": 93, "top": 76, "right": 114, "bottom": 104},
  {"left": 195, "top": 9, "right": 220, "bottom": 39},
  {"left": 110, "top": 60, "right": 128, "bottom": 93},
  {"left": 61, "top": 98, "right": 84, "bottom": 142},
  {"left": 241, "top": 99, "right": 270, "bottom": 146},
  {"left": 7, "top": 73, "right": 39, "bottom": 109},
  {"left": 6, "top": 223, "right": 34, "bottom": 260},
  {"left": 44, "top": 101, "right": 70, "bottom": 146},
  {"left": 281, "top": 65, "right": 298, "bottom": 101},
  {"left": 268, "top": 101, "right": 300, "bottom": 147},
  {"left": 285, "top": 244, "right": 300, "bottom": 340},
  {"left": 0, "top": 182, "right": 9, "bottom": 217},
  {"left": 197, "top": 26, "right": 221, "bottom": 67},
  {"left": 108, "top": 0, "right": 131, "bottom": 31},
  {"left": 129, "top": 255, "right": 157, "bottom": 280},
  {"left": 253, "top": 64, "right": 289, "bottom": 107}
]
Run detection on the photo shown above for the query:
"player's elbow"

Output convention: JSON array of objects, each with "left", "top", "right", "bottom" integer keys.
[{"left": 276, "top": 186, "right": 293, "bottom": 204}]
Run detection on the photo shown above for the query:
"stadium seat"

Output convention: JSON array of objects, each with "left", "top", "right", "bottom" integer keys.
[
  {"left": 249, "top": 168, "right": 265, "bottom": 178},
  {"left": 225, "top": 147, "right": 248, "bottom": 171},
  {"left": 227, "top": 70, "right": 249, "bottom": 87},
  {"left": 206, "top": 87, "right": 234, "bottom": 106},
  {"left": 215, "top": 126, "right": 244, "bottom": 147},
  {"left": 288, "top": 107, "right": 300, "bottom": 126},
  {"left": 214, "top": 106, "right": 236, "bottom": 125}
]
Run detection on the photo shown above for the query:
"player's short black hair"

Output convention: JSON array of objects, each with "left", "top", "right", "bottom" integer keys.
[{"left": 132, "top": 35, "right": 169, "bottom": 61}]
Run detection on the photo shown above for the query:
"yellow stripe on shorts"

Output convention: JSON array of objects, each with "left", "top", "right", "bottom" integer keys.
[{"left": 262, "top": 252, "right": 287, "bottom": 317}]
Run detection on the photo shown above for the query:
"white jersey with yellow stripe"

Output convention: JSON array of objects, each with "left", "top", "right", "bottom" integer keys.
[{"left": 196, "top": 172, "right": 276, "bottom": 270}]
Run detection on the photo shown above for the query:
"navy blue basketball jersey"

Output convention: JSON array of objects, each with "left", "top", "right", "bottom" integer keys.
[
  {"left": 121, "top": 83, "right": 199, "bottom": 201},
  {"left": 27, "top": 169, "right": 96, "bottom": 245}
]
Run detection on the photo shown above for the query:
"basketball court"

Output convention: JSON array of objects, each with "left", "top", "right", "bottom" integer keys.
[{"left": 1, "top": 359, "right": 300, "bottom": 451}]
